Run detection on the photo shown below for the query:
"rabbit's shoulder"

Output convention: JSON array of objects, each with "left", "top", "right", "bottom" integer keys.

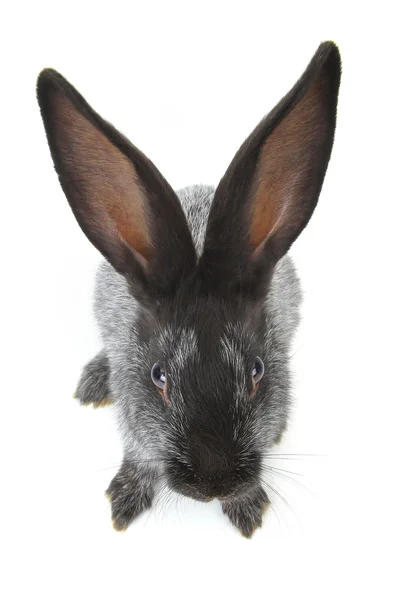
[
  {"left": 266, "top": 255, "right": 303, "bottom": 351},
  {"left": 94, "top": 260, "right": 136, "bottom": 346}
]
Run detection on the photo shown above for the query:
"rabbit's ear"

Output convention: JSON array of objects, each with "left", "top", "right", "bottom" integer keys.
[
  {"left": 37, "top": 70, "right": 196, "bottom": 296},
  {"left": 199, "top": 42, "right": 341, "bottom": 295}
]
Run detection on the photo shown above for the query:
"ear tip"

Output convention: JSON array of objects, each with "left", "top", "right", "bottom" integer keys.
[
  {"left": 37, "top": 68, "right": 59, "bottom": 87},
  {"left": 317, "top": 40, "right": 342, "bottom": 73},
  {"left": 37, "top": 69, "right": 55, "bottom": 103},
  {"left": 36, "top": 68, "right": 66, "bottom": 105},
  {"left": 319, "top": 40, "right": 341, "bottom": 55},
  {"left": 309, "top": 41, "right": 342, "bottom": 97}
]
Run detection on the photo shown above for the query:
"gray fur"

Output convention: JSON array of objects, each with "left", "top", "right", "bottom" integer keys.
[
  {"left": 84, "top": 186, "right": 301, "bottom": 452},
  {"left": 74, "top": 349, "right": 110, "bottom": 405}
]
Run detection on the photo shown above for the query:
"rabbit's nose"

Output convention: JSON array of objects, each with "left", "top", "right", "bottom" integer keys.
[
  {"left": 197, "top": 476, "right": 233, "bottom": 500},
  {"left": 197, "top": 495, "right": 213, "bottom": 503}
]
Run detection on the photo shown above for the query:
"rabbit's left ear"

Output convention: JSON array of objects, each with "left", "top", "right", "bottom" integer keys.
[
  {"left": 199, "top": 42, "right": 341, "bottom": 295},
  {"left": 37, "top": 69, "right": 197, "bottom": 299}
]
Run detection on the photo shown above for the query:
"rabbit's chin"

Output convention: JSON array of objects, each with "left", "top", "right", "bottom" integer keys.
[{"left": 168, "top": 483, "right": 259, "bottom": 504}]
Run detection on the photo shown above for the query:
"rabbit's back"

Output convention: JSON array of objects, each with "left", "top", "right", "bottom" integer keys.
[
  {"left": 94, "top": 185, "right": 302, "bottom": 352},
  {"left": 178, "top": 184, "right": 215, "bottom": 254}
]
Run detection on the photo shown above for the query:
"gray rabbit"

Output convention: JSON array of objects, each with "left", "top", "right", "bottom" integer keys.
[{"left": 37, "top": 41, "right": 341, "bottom": 537}]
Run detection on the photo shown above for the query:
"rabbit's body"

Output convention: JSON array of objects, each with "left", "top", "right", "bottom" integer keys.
[{"left": 38, "top": 42, "right": 340, "bottom": 536}]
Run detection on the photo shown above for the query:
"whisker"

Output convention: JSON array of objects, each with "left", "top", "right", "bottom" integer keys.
[
  {"left": 263, "top": 481, "right": 289, "bottom": 530},
  {"left": 175, "top": 493, "right": 185, "bottom": 524},
  {"left": 170, "top": 492, "right": 180, "bottom": 518},
  {"left": 262, "top": 453, "right": 327, "bottom": 462},
  {"left": 263, "top": 466, "right": 314, "bottom": 495},
  {"left": 268, "top": 499, "right": 282, "bottom": 529},
  {"left": 153, "top": 484, "right": 170, "bottom": 523},
  {"left": 163, "top": 488, "right": 176, "bottom": 515},
  {"left": 262, "top": 464, "right": 304, "bottom": 477},
  {"left": 96, "top": 464, "right": 121, "bottom": 472},
  {"left": 262, "top": 476, "right": 299, "bottom": 525},
  {"left": 265, "top": 453, "right": 327, "bottom": 457},
  {"left": 289, "top": 343, "right": 306, "bottom": 359}
]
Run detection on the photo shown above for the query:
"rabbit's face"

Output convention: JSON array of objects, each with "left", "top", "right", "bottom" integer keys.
[{"left": 137, "top": 292, "right": 285, "bottom": 501}]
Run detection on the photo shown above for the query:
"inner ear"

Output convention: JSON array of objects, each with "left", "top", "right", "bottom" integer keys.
[
  {"left": 48, "top": 89, "right": 153, "bottom": 266},
  {"left": 38, "top": 68, "right": 198, "bottom": 295},
  {"left": 250, "top": 77, "right": 328, "bottom": 254}
]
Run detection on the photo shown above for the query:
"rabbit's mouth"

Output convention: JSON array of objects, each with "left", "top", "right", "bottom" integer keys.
[{"left": 165, "top": 455, "right": 262, "bottom": 503}]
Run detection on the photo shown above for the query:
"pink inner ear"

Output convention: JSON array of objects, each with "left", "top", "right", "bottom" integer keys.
[
  {"left": 249, "top": 79, "right": 328, "bottom": 251},
  {"left": 51, "top": 91, "right": 153, "bottom": 262}
]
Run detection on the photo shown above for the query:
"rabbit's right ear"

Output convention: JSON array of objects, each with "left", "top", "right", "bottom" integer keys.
[
  {"left": 37, "top": 70, "right": 196, "bottom": 297},
  {"left": 199, "top": 42, "right": 341, "bottom": 297}
]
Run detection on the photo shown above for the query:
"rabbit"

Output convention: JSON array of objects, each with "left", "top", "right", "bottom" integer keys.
[{"left": 37, "top": 41, "right": 341, "bottom": 538}]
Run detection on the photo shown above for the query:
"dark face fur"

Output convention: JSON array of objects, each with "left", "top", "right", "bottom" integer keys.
[
  {"left": 37, "top": 43, "right": 340, "bottom": 505},
  {"left": 133, "top": 280, "right": 286, "bottom": 501}
]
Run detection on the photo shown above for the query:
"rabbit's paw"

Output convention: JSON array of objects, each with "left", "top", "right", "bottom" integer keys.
[
  {"left": 74, "top": 350, "right": 112, "bottom": 408},
  {"left": 222, "top": 486, "right": 270, "bottom": 538},
  {"left": 105, "top": 464, "right": 154, "bottom": 531}
]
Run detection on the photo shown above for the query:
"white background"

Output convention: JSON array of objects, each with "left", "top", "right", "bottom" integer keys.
[{"left": 1, "top": 1, "right": 399, "bottom": 599}]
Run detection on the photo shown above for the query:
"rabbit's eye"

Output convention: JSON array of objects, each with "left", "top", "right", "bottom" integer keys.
[
  {"left": 252, "top": 357, "right": 264, "bottom": 384},
  {"left": 151, "top": 362, "right": 167, "bottom": 390}
]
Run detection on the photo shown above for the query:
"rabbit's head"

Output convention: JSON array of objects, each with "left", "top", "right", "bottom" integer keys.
[{"left": 37, "top": 42, "right": 340, "bottom": 501}]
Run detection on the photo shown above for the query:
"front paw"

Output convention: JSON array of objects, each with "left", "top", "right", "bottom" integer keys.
[
  {"left": 105, "top": 464, "right": 154, "bottom": 531},
  {"left": 74, "top": 351, "right": 112, "bottom": 408},
  {"left": 222, "top": 486, "right": 270, "bottom": 538}
]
